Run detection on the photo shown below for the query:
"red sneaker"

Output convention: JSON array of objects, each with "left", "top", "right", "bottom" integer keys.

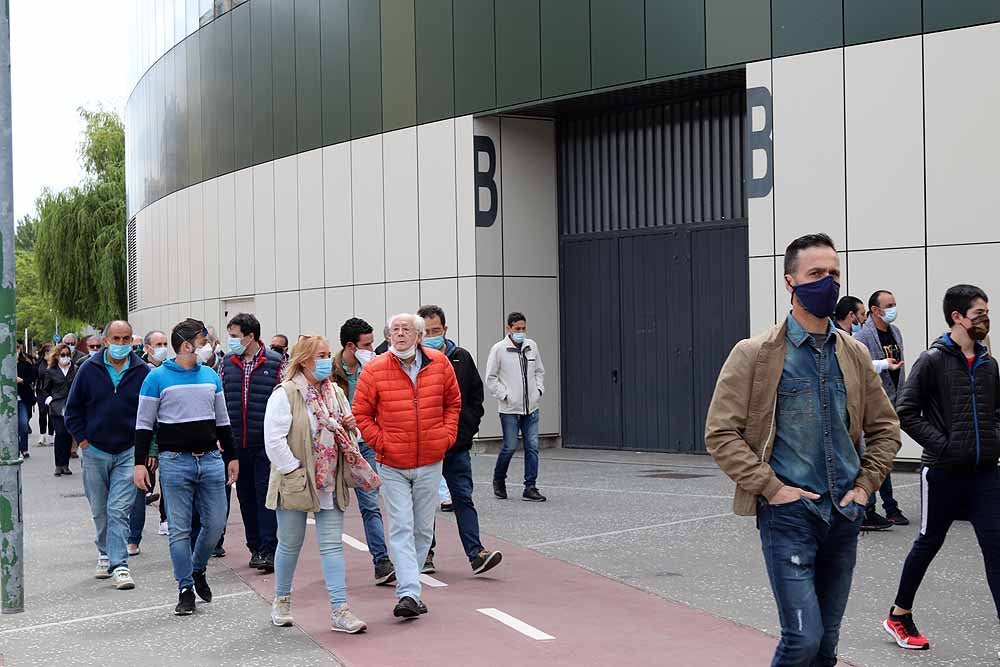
[{"left": 883, "top": 611, "right": 930, "bottom": 650}]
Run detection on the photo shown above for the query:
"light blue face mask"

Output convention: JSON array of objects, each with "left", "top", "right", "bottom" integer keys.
[
  {"left": 108, "top": 343, "right": 132, "bottom": 360},
  {"left": 883, "top": 307, "right": 898, "bottom": 324},
  {"left": 313, "top": 358, "right": 334, "bottom": 382},
  {"left": 851, "top": 322, "right": 862, "bottom": 335},
  {"left": 511, "top": 332, "right": 526, "bottom": 344},
  {"left": 227, "top": 336, "right": 246, "bottom": 355},
  {"left": 423, "top": 335, "right": 445, "bottom": 350}
]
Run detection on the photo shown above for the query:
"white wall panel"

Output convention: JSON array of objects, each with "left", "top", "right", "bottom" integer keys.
[
  {"left": 749, "top": 256, "right": 777, "bottom": 332},
  {"left": 275, "top": 292, "right": 300, "bottom": 340},
  {"left": 299, "top": 288, "right": 326, "bottom": 336},
  {"left": 202, "top": 178, "right": 221, "bottom": 300},
  {"left": 418, "top": 119, "right": 458, "bottom": 279},
  {"left": 385, "top": 281, "right": 421, "bottom": 321},
  {"left": 274, "top": 156, "right": 300, "bottom": 293},
  {"left": 165, "top": 195, "right": 177, "bottom": 305},
  {"left": 351, "top": 136, "right": 386, "bottom": 284},
  {"left": 203, "top": 299, "right": 220, "bottom": 332},
  {"left": 218, "top": 173, "right": 238, "bottom": 298},
  {"left": 927, "top": 244, "right": 1000, "bottom": 346},
  {"left": 473, "top": 117, "right": 503, "bottom": 276},
  {"left": 457, "top": 277, "right": 478, "bottom": 355},
  {"left": 845, "top": 37, "right": 924, "bottom": 251},
  {"left": 322, "top": 144, "right": 354, "bottom": 288},
  {"left": 254, "top": 292, "right": 277, "bottom": 342},
  {"left": 354, "top": 284, "right": 386, "bottom": 339},
  {"left": 298, "top": 149, "right": 325, "bottom": 290},
  {"left": 503, "top": 277, "right": 560, "bottom": 435},
  {"left": 383, "top": 128, "right": 420, "bottom": 282},
  {"left": 925, "top": 23, "right": 1000, "bottom": 245},
  {"left": 746, "top": 60, "right": 774, "bottom": 257},
  {"left": 175, "top": 189, "right": 191, "bottom": 304},
  {"left": 772, "top": 48, "right": 846, "bottom": 253},
  {"left": 252, "top": 163, "right": 277, "bottom": 293},
  {"left": 475, "top": 276, "right": 504, "bottom": 438},
  {"left": 500, "top": 118, "right": 558, "bottom": 277},
  {"left": 455, "top": 116, "right": 477, "bottom": 276},
  {"left": 325, "top": 287, "right": 355, "bottom": 343},
  {"left": 188, "top": 183, "right": 206, "bottom": 301},
  {"left": 419, "top": 278, "right": 460, "bottom": 343},
  {"left": 233, "top": 168, "right": 255, "bottom": 296}
]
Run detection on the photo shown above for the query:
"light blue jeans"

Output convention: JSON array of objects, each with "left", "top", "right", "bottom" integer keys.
[
  {"left": 275, "top": 507, "right": 347, "bottom": 606},
  {"left": 81, "top": 444, "right": 136, "bottom": 573},
  {"left": 380, "top": 461, "right": 442, "bottom": 601},
  {"left": 159, "top": 451, "right": 228, "bottom": 590}
]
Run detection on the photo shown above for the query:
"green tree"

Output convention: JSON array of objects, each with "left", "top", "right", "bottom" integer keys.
[
  {"left": 34, "top": 108, "right": 126, "bottom": 325},
  {"left": 14, "top": 214, "right": 37, "bottom": 251},
  {"left": 14, "top": 249, "right": 82, "bottom": 346}
]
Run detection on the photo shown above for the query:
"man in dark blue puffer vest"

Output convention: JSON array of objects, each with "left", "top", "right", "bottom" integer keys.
[{"left": 221, "top": 312, "right": 284, "bottom": 572}]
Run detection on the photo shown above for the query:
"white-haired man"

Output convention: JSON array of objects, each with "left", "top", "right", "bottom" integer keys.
[{"left": 353, "top": 314, "right": 462, "bottom": 620}]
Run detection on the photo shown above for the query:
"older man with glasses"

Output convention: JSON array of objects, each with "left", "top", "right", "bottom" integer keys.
[{"left": 352, "top": 313, "right": 462, "bottom": 620}]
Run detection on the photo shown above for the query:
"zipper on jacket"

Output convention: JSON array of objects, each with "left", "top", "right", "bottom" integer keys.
[
  {"left": 970, "top": 356, "right": 983, "bottom": 466},
  {"left": 519, "top": 346, "right": 529, "bottom": 416}
]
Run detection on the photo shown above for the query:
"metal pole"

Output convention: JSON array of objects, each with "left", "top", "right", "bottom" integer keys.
[{"left": 0, "top": 0, "right": 23, "bottom": 615}]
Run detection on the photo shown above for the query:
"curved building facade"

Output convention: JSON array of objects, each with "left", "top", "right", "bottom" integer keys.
[{"left": 127, "top": 1, "right": 1000, "bottom": 455}]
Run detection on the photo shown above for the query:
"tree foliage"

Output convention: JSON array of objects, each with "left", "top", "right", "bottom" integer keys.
[
  {"left": 14, "top": 249, "right": 83, "bottom": 345},
  {"left": 14, "top": 214, "right": 38, "bottom": 251},
  {"left": 34, "top": 108, "right": 126, "bottom": 325}
]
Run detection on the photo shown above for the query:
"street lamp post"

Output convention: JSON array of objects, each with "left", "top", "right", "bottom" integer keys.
[{"left": 0, "top": 0, "right": 24, "bottom": 614}]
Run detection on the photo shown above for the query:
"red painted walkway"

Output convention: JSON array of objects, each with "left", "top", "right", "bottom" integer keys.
[{"left": 221, "top": 504, "right": 783, "bottom": 666}]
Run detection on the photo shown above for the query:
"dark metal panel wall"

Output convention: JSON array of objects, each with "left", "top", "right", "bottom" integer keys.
[{"left": 557, "top": 88, "right": 746, "bottom": 237}]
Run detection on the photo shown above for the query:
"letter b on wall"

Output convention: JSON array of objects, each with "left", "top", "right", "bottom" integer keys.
[
  {"left": 746, "top": 86, "right": 773, "bottom": 199},
  {"left": 474, "top": 135, "right": 498, "bottom": 228}
]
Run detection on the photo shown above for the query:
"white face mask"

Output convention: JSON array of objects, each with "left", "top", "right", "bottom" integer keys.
[
  {"left": 196, "top": 344, "right": 215, "bottom": 363},
  {"left": 58, "top": 356, "right": 72, "bottom": 368},
  {"left": 355, "top": 349, "right": 375, "bottom": 366},
  {"left": 390, "top": 345, "right": 416, "bottom": 360},
  {"left": 152, "top": 347, "right": 170, "bottom": 362}
]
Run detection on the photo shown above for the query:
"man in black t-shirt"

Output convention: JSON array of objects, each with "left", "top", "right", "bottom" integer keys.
[{"left": 855, "top": 290, "right": 909, "bottom": 528}]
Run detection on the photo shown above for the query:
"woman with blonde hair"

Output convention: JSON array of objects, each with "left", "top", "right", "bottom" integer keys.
[{"left": 263, "top": 334, "right": 379, "bottom": 633}]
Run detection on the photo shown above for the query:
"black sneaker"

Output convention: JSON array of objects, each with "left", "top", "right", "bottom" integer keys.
[
  {"left": 249, "top": 550, "right": 266, "bottom": 569},
  {"left": 393, "top": 596, "right": 421, "bottom": 619},
  {"left": 61, "top": 466, "right": 73, "bottom": 476},
  {"left": 21, "top": 451, "right": 28, "bottom": 459},
  {"left": 886, "top": 510, "right": 910, "bottom": 526},
  {"left": 522, "top": 487, "right": 546, "bottom": 502},
  {"left": 374, "top": 557, "right": 396, "bottom": 586},
  {"left": 493, "top": 480, "right": 507, "bottom": 499},
  {"left": 441, "top": 501, "right": 454, "bottom": 512},
  {"left": 174, "top": 587, "right": 196, "bottom": 616},
  {"left": 213, "top": 545, "right": 226, "bottom": 558},
  {"left": 192, "top": 570, "right": 212, "bottom": 603},
  {"left": 471, "top": 549, "right": 503, "bottom": 575},
  {"left": 862, "top": 508, "right": 893, "bottom": 531},
  {"left": 421, "top": 556, "right": 436, "bottom": 574},
  {"left": 54, "top": 467, "right": 63, "bottom": 477},
  {"left": 260, "top": 551, "right": 275, "bottom": 573},
  {"left": 416, "top": 599, "right": 428, "bottom": 615}
]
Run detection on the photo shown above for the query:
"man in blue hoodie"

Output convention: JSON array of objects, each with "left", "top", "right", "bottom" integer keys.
[{"left": 64, "top": 320, "right": 150, "bottom": 591}]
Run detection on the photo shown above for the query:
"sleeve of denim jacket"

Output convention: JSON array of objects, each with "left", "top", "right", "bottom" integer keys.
[
  {"left": 855, "top": 347, "right": 903, "bottom": 495},
  {"left": 704, "top": 339, "right": 784, "bottom": 501}
]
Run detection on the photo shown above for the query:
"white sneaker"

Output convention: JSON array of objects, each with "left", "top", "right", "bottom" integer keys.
[
  {"left": 331, "top": 603, "right": 367, "bottom": 634},
  {"left": 127, "top": 543, "right": 140, "bottom": 556},
  {"left": 271, "top": 595, "right": 293, "bottom": 627},
  {"left": 95, "top": 556, "right": 111, "bottom": 579},
  {"left": 158, "top": 521, "right": 169, "bottom": 536},
  {"left": 111, "top": 567, "right": 135, "bottom": 590}
]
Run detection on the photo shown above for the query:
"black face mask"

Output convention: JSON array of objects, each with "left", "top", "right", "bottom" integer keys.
[
  {"left": 271, "top": 345, "right": 286, "bottom": 356},
  {"left": 966, "top": 315, "right": 990, "bottom": 341}
]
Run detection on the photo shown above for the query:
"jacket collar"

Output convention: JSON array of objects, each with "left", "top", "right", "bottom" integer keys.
[{"left": 784, "top": 312, "right": 834, "bottom": 348}]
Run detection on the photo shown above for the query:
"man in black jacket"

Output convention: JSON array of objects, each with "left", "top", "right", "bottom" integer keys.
[
  {"left": 418, "top": 305, "right": 503, "bottom": 575},
  {"left": 883, "top": 284, "right": 1000, "bottom": 652}
]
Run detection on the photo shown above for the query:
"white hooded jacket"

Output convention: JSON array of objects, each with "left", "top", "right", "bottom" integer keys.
[{"left": 485, "top": 336, "right": 545, "bottom": 415}]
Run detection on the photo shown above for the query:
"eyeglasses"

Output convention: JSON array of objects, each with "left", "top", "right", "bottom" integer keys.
[
  {"left": 59, "top": 354, "right": 71, "bottom": 359},
  {"left": 88, "top": 345, "right": 101, "bottom": 350}
]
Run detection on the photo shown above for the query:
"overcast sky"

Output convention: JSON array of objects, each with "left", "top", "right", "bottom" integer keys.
[{"left": 11, "top": 0, "right": 129, "bottom": 223}]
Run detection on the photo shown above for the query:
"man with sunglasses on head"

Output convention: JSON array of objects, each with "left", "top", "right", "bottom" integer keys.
[{"left": 134, "top": 318, "right": 238, "bottom": 616}]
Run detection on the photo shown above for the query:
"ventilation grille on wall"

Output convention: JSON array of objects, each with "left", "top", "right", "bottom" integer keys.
[
  {"left": 127, "top": 217, "right": 137, "bottom": 312},
  {"left": 557, "top": 88, "right": 747, "bottom": 237}
]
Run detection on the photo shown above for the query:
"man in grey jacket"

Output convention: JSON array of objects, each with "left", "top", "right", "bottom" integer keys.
[
  {"left": 486, "top": 312, "right": 546, "bottom": 502},
  {"left": 854, "top": 290, "right": 909, "bottom": 527}
]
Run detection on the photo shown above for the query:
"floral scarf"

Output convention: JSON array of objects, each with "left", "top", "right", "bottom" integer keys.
[{"left": 292, "top": 373, "right": 379, "bottom": 493}]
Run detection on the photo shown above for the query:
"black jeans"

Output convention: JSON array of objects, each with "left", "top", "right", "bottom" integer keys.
[
  {"left": 235, "top": 447, "right": 278, "bottom": 554},
  {"left": 52, "top": 415, "right": 71, "bottom": 467},
  {"left": 894, "top": 466, "right": 1000, "bottom": 613},
  {"left": 37, "top": 401, "right": 52, "bottom": 436}
]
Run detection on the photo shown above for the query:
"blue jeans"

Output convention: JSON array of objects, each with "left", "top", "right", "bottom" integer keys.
[
  {"left": 494, "top": 410, "right": 540, "bottom": 488},
  {"left": 866, "top": 473, "right": 899, "bottom": 515},
  {"left": 159, "top": 451, "right": 228, "bottom": 590},
  {"left": 443, "top": 448, "right": 484, "bottom": 561},
  {"left": 380, "top": 462, "right": 442, "bottom": 601},
  {"left": 191, "top": 481, "right": 231, "bottom": 551},
  {"left": 235, "top": 446, "right": 278, "bottom": 554},
  {"left": 758, "top": 498, "right": 864, "bottom": 667},
  {"left": 17, "top": 401, "right": 30, "bottom": 454},
  {"left": 129, "top": 486, "right": 147, "bottom": 545},
  {"left": 275, "top": 507, "right": 347, "bottom": 606},
  {"left": 81, "top": 444, "right": 136, "bottom": 573},
  {"left": 354, "top": 442, "right": 388, "bottom": 564}
]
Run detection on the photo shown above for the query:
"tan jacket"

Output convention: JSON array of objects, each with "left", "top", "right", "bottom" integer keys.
[
  {"left": 704, "top": 319, "right": 901, "bottom": 516},
  {"left": 265, "top": 381, "right": 322, "bottom": 513}
]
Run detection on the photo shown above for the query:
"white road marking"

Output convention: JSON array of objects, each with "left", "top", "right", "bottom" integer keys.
[
  {"left": 420, "top": 574, "right": 448, "bottom": 588},
  {"left": 0, "top": 591, "right": 256, "bottom": 635},
  {"left": 528, "top": 512, "right": 735, "bottom": 548},
  {"left": 525, "top": 483, "right": 732, "bottom": 499},
  {"left": 477, "top": 608, "right": 555, "bottom": 641},
  {"left": 341, "top": 533, "right": 370, "bottom": 552}
]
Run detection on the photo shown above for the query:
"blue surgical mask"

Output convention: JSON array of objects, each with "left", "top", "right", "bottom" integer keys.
[
  {"left": 108, "top": 343, "right": 132, "bottom": 361},
  {"left": 883, "top": 306, "right": 898, "bottom": 324},
  {"left": 790, "top": 275, "right": 840, "bottom": 319},
  {"left": 313, "top": 358, "right": 333, "bottom": 382},
  {"left": 851, "top": 322, "right": 862, "bottom": 335},
  {"left": 66, "top": 344, "right": 76, "bottom": 354},
  {"left": 227, "top": 336, "right": 246, "bottom": 355},
  {"left": 511, "top": 332, "right": 526, "bottom": 345},
  {"left": 423, "top": 335, "right": 445, "bottom": 350},
  {"left": 89, "top": 349, "right": 100, "bottom": 357}
]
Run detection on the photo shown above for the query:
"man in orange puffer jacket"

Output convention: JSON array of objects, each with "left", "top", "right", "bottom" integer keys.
[{"left": 353, "top": 312, "right": 461, "bottom": 620}]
